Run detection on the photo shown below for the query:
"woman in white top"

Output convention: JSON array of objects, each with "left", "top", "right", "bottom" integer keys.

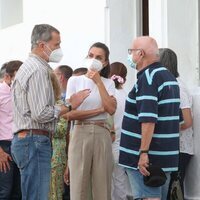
[
  {"left": 63, "top": 42, "right": 116, "bottom": 200},
  {"left": 109, "top": 62, "right": 132, "bottom": 200},
  {"left": 159, "top": 48, "right": 194, "bottom": 197}
]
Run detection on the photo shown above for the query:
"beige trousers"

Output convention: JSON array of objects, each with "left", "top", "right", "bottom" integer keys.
[{"left": 68, "top": 124, "right": 113, "bottom": 200}]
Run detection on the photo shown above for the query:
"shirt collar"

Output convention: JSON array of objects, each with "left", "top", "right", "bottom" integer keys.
[
  {"left": 1, "top": 81, "right": 11, "bottom": 91},
  {"left": 29, "top": 53, "right": 52, "bottom": 71},
  {"left": 137, "top": 62, "right": 160, "bottom": 78}
]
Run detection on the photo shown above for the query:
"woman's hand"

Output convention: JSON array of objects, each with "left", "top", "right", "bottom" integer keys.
[
  {"left": 86, "top": 70, "right": 102, "bottom": 85},
  {"left": 64, "top": 165, "right": 70, "bottom": 185}
]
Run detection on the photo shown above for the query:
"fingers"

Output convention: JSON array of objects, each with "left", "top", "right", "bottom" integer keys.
[
  {"left": 138, "top": 165, "right": 150, "bottom": 176},
  {"left": 8, "top": 155, "right": 12, "bottom": 162},
  {"left": 64, "top": 178, "right": 70, "bottom": 185},
  {"left": 0, "top": 163, "right": 2, "bottom": 172},
  {"left": 64, "top": 166, "right": 70, "bottom": 185},
  {"left": 76, "top": 89, "right": 91, "bottom": 99},
  {"left": 0, "top": 154, "right": 11, "bottom": 173},
  {"left": 63, "top": 174, "right": 68, "bottom": 184},
  {"left": 5, "top": 161, "right": 10, "bottom": 172},
  {"left": 3, "top": 163, "right": 7, "bottom": 173},
  {"left": 64, "top": 174, "right": 70, "bottom": 185}
]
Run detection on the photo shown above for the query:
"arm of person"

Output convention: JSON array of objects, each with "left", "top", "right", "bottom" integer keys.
[
  {"left": 87, "top": 70, "right": 116, "bottom": 115},
  {"left": 27, "top": 70, "right": 61, "bottom": 123},
  {"left": 65, "top": 121, "right": 71, "bottom": 155},
  {"left": 59, "top": 89, "right": 91, "bottom": 117},
  {"left": 96, "top": 82, "right": 116, "bottom": 115},
  {"left": 138, "top": 122, "right": 155, "bottom": 176},
  {"left": 64, "top": 132, "right": 70, "bottom": 185},
  {"left": 61, "top": 107, "right": 105, "bottom": 121},
  {"left": 180, "top": 108, "right": 193, "bottom": 131},
  {"left": 27, "top": 71, "right": 90, "bottom": 122}
]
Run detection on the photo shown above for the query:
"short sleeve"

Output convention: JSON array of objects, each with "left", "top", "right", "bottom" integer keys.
[
  {"left": 179, "top": 86, "right": 192, "bottom": 109},
  {"left": 66, "top": 76, "right": 76, "bottom": 100}
]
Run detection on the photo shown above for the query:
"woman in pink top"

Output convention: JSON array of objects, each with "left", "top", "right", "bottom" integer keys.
[{"left": 0, "top": 60, "right": 22, "bottom": 199}]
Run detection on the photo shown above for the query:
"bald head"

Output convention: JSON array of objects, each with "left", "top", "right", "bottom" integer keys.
[
  {"left": 133, "top": 36, "right": 159, "bottom": 57},
  {"left": 130, "top": 36, "right": 159, "bottom": 70}
]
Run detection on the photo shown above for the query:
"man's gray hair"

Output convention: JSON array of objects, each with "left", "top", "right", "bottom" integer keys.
[{"left": 31, "top": 24, "right": 60, "bottom": 49}]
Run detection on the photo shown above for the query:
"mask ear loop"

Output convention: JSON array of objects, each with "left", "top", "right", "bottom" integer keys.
[{"left": 42, "top": 44, "right": 52, "bottom": 59}]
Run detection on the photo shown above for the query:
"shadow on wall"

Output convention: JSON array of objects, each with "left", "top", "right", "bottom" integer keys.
[{"left": 184, "top": 87, "right": 200, "bottom": 200}]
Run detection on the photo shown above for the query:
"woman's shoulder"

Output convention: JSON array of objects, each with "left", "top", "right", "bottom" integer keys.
[
  {"left": 68, "top": 75, "right": 86, "bottom": 82},
  {"left": 101, "top": 77, "right": 114, "bottom": 85}
]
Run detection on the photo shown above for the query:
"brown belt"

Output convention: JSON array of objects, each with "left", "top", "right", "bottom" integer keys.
[
  {"left": 16, "top": 129, "right": 51, "bottom": 138},
  {"left": 74, "top": 120, "right": 109, "bottom": 131}
]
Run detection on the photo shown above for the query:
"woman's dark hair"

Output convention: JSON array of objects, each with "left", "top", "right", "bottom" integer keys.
[
  {"left": 89, "top": 42, "right": 110, "bottom": 78},
  {"left": 6, "top": 60, "right": 23, "bottom": 77},
  {"left": 73, "top": 67, "right": 88, "bottom": 75},
  {"left": 109, "top": 62, "right": 127, "bottom": 89},
  {"left": 159, "top": 48, "right": 179, "bottom": 78}
]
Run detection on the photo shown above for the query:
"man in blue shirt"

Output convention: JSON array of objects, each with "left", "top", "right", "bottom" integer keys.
[{"left": 119, "top": 36, "right": 180, "bottom": 200}]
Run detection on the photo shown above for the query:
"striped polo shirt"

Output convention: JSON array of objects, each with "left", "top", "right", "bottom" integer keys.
[{"left": 119, "top": 62, "right": 180, "bottom": 172}]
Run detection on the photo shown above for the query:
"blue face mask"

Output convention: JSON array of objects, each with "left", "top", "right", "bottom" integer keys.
[{"left": 127, "top": 54, "right": 137, "bottom": 69}]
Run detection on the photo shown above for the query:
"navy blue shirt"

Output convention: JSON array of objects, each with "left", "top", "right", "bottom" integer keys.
[{"left": 119, "top": 62, "right": 180, "bottom": 172}]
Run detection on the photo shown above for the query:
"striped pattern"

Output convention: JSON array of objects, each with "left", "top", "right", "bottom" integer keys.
[
  {"left": 12, "top": 54, "right": 57, "bottom": 133},
  {"left": 119, "top": 62, "right": 180, "bottom": 172}
]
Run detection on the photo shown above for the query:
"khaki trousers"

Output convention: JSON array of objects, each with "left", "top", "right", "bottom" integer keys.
[{"left": 68, "top": 124, "right": 113, "bottom": 200}]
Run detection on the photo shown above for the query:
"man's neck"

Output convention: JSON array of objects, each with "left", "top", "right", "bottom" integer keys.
[
  {"left": 137, "top": 58, "right": 158, "bottom": 72},
  {"left": 31, "top": 49, "right": 48, "bottom": 62}
]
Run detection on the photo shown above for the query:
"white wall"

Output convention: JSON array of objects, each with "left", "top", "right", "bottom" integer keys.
[
  {"left": 0, "top": 0, "right": 140, "bottom": 93},
  {"left": 0, "top": 0, "right": 106, "bottom": 69},
  {"left": 149, "top": 0, "right": 199, "bottom": 88},
  {"left": 107, "top": 0, "right": 141, "bottom": 92},
  {"left": 149, "top": 1, "right": 200, "bottom": 199}
]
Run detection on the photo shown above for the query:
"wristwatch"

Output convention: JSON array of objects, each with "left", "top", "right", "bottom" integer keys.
[
  {"left": 139, "top": 149, "right": 149, "bottom": 155},
  {"left": 64, "top": 101, "right": 72, "bottom": 111}
]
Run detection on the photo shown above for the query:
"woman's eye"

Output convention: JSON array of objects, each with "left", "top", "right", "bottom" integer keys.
[
  {"left": 96, "top": 57, "right": 103, "bottom": 61},
  {"left": 88, "top": 54, "right": 93, "bottom": 58}
]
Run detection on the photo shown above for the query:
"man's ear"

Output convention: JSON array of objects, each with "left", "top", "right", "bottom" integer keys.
[
  {"left": 140, "top": 49, "right": 145, "bottom": 56},
  {"left": 38, "top": 42, "right": 45, "bottom": 50},
  {"left": 60, "top": 74, "right": 65, "bottom": 82}
]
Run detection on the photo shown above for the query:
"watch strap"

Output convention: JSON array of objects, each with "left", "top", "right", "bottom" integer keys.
[{"left": 139, "top": 149, "right": 149, "bottom": 155}]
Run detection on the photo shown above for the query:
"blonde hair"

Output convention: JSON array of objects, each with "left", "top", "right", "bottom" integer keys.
[{"left": 50, "top": 71, "right": 61, "bottom": 101}]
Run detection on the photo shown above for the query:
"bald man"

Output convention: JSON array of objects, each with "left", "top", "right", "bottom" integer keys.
[{"left": 119, "top": 36, "right": 180, "bottom": 200}]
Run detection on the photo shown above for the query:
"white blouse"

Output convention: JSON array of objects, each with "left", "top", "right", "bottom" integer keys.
[
  {"left": 177, "top": 78, "right": 194, "bottom": 155},
  {"left": 66, "top": 75, "right": 115, "bottom": 121}
]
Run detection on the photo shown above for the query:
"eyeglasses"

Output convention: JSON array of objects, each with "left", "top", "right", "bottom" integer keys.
[{"left": 128, "top": 49, "right": 142, "bottom": 55}]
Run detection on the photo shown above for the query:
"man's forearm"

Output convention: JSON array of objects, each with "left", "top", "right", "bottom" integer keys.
[{"left": 140, "top": 122, "right": 155, "bottom": 151}]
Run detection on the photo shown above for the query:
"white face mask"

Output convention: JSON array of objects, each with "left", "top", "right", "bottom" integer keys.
[
  {"left": 83, "top": 58, "right": 103, "bottom": 71},
  {"left": 45, "top": 45, "right": 63, "bottom": 63}
]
